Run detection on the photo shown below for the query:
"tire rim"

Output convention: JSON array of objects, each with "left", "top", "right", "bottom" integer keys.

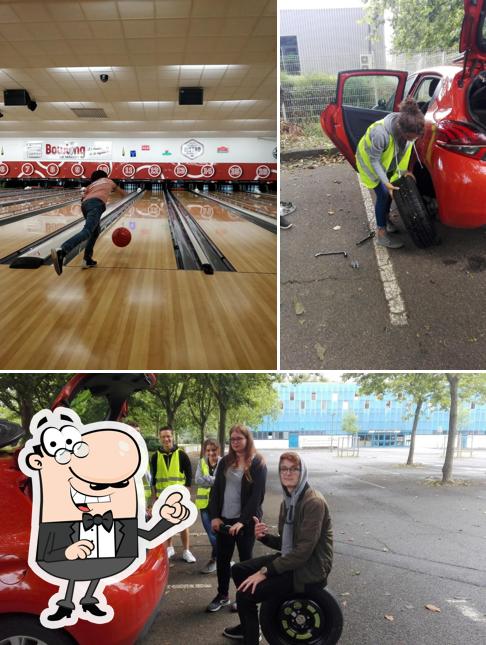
[
  {"left": 1, "top": 637, "right": 49, "bottom": 645},
  {"left": 277, "top": 598, "right": 325, "bottom": 642}
]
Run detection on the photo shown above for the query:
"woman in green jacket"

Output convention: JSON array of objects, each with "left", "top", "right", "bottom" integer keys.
[{"left": 356, "top": 97, "right": 425, "bottom": 249}]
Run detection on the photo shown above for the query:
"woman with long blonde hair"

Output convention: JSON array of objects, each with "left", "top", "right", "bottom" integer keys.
[{"left": 206, "top": 424, "right": 267, "bottom": 613}]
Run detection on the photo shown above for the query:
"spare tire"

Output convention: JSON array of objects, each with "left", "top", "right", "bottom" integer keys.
[{"left": 393, "top": 175, "right": 438, "bottom": 248}]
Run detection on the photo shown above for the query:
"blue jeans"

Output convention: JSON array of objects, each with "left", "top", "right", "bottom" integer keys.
[
  {"left": 201, "top": 508, "right": 217, "bottom": 559},
  {"left": 373, "top": 183, "right": 392, "bottom": 229},
  {"left": 62, "top": 198, "right": 106, "bottom": 260}
]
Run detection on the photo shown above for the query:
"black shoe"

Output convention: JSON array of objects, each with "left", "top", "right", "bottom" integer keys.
[
  {"left": 82, "top": 257, "right": 97, "bottom": 269},
  {"left": 47, "top": 606, "right": 73, "bottom": 621},
  {"left": 207, "top": 593, "right": 231, "bottom": 612},
  {"left": 223, "top": 624, "right": 244, "bottom": 640},
  {"left": 82, "top": 603, "right": 107, "bottom": 617},
  {"left": 51, "top": 248, "right": 66, "bottom": 275},
  {"left": 280, "top": 215, "right": 293, "bottom": 229}
]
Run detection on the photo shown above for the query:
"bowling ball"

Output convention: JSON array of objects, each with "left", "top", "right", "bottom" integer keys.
[{"left": 112, "top": 226, "right": 131, "bottom": 247}]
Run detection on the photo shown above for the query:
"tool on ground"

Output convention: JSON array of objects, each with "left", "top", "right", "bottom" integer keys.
[
  {"left": 315, "top": 251, "right": 348, "bottom": 258},
  {"left": 356, "top": 231, "right": 375, "bottom": 246},
  {"left": 280, "top": 201, "right": 296, "bottom": 217},
  {"left": 351, "top": 260, "right": 360, "bottom": 269}
]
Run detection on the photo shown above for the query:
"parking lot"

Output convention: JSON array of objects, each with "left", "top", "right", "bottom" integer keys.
[
  {"left": 142, "top": 448, "right": 486, "bottom": 645},
  {"left": 281, "top": 159, "right": 486, "bottom": 369}
]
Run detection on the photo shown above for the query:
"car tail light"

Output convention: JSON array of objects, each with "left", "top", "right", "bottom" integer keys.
[{"left": 436, "top": 120, "right": 486, "bottom": 159}]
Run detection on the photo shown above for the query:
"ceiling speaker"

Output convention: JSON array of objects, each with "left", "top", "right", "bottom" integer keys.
[{"left": 179, "top": 87, "right": 203, "bottom": 105}]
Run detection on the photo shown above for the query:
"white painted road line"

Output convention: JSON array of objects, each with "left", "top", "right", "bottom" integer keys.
[
  {"left": 357, "top": 178, "right": 408, "bottom": 326},
  {"left": 447, "top": 599, "right": 486, "bottom": 622},
  {"left": 167, "top": 584, "right": 213, "bottom": 590},
  {"left": 345, "top": 474, "right": 386, "bottom": 489}
]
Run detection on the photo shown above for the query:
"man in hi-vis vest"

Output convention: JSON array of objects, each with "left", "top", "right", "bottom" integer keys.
[{"left": 150, "top": 426, "right": 196, "bottom": 562}]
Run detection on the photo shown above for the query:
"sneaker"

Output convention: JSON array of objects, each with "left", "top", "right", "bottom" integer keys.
[
  {"left": 377, "top": 234, "right": 404, "bottom": 249},
  {"left": 223, "top": 624, "right": 244, "bottom": 640},
  {"left": 182, "top": 549, "right": 196, "bottom": 563},
  {"left": 200, "top": 559, "right": 217, "bottom": 574},
  {"left": 385, "top": 221, "right": 399, "bottom": 234},
  {"left": 51, "top": 248, "right": 66, "bottom": 276},
  {"left": 280, "top": 215, "right": 293, "bottom": 229},
  {"left": 223, "top": 625, "right": 261, "bottom": 642},
  {"left": 82, "top": 258, "right": 97, "bottom": 269},
  {"left": 166, "top": 546, "right": 175, "bottom": 559},
  {"left": 207, "top": 594, "right": 231, "bottom": 612}
]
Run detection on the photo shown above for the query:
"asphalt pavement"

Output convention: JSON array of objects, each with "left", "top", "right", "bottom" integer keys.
[
  {"left": 281, "top": 159, "right": 486, "bottom": 369},
  {"left": 141, "top": 448, "right": 486, "bottom": 645}
]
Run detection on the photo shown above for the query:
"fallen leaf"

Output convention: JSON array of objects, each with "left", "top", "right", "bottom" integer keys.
[
  {"left": 298, "top": 319, "right": 306, "bottom": 325},
  {"left": 340, "top": 592, "right": 351, "bottom": 597},
  {"left": 342, "top": 600, "right": 347, "bottom": 608},
  {"left": 351, "top": 570, "right": 361, "bottom": 576},
  {"left": 294, "top": 299, "right": 305, "bottom": 315},
  {"left": 328, "top": 210, "right": 335, "bottom": 215},
  {"left": 333, "top": 225, "right": 341, "bottom": 230},
  {"left": 315, "top": 342, "right": 326, "bottom": 361},
  {"left": 425, "top": 604, "right": 441, "bottom": 613},
  {"left": 384, "top": 614, "right": 394, "bottom": 622}
]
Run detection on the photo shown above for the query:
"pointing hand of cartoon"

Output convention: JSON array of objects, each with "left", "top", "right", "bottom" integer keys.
[
  {"left": 159, "top": 491, "right": 191, "bottom": 524},
  {"left": 65, "top": 540, "right": 94, "bottom": 560}
]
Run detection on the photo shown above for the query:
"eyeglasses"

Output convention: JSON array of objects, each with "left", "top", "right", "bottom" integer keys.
[
  {"left": 279, "top": 467, "right": 301, "bottom": 474},
  {"left": 231, "top": 437, "right": 244, "bottom": 442}
]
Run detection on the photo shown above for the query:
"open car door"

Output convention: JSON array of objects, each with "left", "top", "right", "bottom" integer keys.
[
  {"left": 321, "top": 70, "right": 408, "bottom": 169},
  {"left": 51, "top": 373, "right": 156, "bottom": 421}
]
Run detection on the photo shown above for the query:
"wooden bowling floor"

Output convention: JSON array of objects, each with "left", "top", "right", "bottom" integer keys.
[{"left": 0, "top": 193, "right": 276, "bottom": 369}]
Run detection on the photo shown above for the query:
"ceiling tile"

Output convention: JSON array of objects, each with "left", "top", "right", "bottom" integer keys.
[
  {"left": 117, "top": 0, "right": 154, "bottom": 20},
  {"left": 81, "top": 1, "right": 118, "bottom": 21},
  {"left": 154, "top": 0, "right": 191, "bottom": 19},
  {"left": 47, "top": 2, "right": 85, "bottom": 21}
]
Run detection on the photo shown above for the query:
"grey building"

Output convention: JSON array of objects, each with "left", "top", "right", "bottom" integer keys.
[{"left": 281, "top": 8, "right": 386, "bottom": 76}]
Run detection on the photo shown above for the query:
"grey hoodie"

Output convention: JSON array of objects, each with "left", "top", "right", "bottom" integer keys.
[
  {"left": 281, "top": 457, "right": 308, "bottom": 556},
  {"left": 367, "top": 112, "right": 411, "bottom": 185}
]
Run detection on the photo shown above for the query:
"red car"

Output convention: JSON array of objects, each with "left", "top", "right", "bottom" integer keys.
[
  {"left": 0, "top": 373, "right": 168, "bottom": 645},
  {"left": 321, "top": 0, "right": 486, "bottom": 244}
]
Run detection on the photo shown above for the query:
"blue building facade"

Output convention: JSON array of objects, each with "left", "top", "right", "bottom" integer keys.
[{"left": 255, "top": 382, "right": 486, "bottom": 444}]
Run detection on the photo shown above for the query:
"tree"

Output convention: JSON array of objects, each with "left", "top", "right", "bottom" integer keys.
[
  {"left": 345, "top": 373, "right": 447, "bottom": 465},
  {"left": 442, "top": 373, "right": 486, "bottom": 483},
  {"left": 342, "top": 411, "right": 359, "bottom": 435},
  {"left": 150, "top": 375, "right": 194, "bottom": 437},
  {"left": 0, "top": 374, "right": 67, "bottom": 433},
  {"left": 208, "top": 374, "right": 278, "bottom": 454},
  {"left": 186, "top": 375, "right": 216, "bottom": 453},
  {"left": 363, "top": 0, "right": 464, "bottom": 53}
]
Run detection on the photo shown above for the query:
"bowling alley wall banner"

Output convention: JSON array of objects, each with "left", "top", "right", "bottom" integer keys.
[{"left": 0, "top": 137, "right": 277, "bottom": 181}]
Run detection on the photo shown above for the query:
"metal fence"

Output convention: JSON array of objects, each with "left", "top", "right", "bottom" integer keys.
[{"left": 281, "top": 50, "right": 457, "bottom": 136}]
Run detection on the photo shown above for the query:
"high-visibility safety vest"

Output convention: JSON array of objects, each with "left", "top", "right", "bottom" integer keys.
[
  {"left": 155, "top": 449, "right": 185, "bottom": 496},
  {"left": 143, "top": 471, "right": 152, "bottom": 505},
  {"left": 195, "top": 458, "right": 211, "bottom": 510},
  {"left": 356, "top": 118, "right": 413, "bottom": 189}
]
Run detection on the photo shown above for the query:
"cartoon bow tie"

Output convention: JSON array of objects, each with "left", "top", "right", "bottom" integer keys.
[{"left": 82, "top": 510, "right": 114, "bottom": 531}]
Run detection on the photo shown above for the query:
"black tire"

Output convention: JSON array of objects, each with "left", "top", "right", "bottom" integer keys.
[
  {"left": 0, "top": 615, "right": 76, "bottom": 645},
  {"left": 393, "top": 175, "right": 438, "bottom": 248},
  {"left": 260, "top": 587, "right": 343, "bottom": 645}
]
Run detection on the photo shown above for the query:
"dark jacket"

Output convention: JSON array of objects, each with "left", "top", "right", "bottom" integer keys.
[
  {"left": 208, "top": 454, "right": 267, "bottom": 527},
  {"left": 150, "top": 445, "right": 192, "bottom": 487},
  {"left": 261, "top": 485, "right": 333, "bottom": 592}
]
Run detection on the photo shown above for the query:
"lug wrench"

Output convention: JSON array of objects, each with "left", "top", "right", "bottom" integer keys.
[
  {"left": 356, "top": 231, "right": 375, "bottom": 246},
  {"left": 315, "top": 251, "right": 348, "bottom": 258}
]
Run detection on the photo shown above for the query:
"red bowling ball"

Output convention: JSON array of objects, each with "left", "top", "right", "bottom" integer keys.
[{"left": 112, "top": 226, "right": 132, "bottom": 247}]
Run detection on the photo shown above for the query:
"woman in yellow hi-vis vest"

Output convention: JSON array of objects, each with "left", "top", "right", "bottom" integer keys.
[
  {"left": 195, "top": 439, "right": 221, "bottom": 574},
  {"left": 356, "top": 97, "right": 425, "bottom": 249},
  {"left": 150, "top": 426, "right": 196, "bottom": 562}
]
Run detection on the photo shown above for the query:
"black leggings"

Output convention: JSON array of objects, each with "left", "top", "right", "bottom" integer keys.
[{"left": 216, "top": 518, "right": 255, "bottom": 596}]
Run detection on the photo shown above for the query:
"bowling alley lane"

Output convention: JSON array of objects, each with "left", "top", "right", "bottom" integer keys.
[
  {"left": 0, "top": 195, "right": 118, "bottom": 260},
  {"left": 70, "top": 192, "right": 177, "bottom": 271},
  {"left": 0, "top": 267, "right": 276, "bottom": 369},
  {"left": 0, "top": 200, "right": 84, "bottom": 259},
  {"left": 174, "top": 191, "right": 276, "bottom": 274},
  {"left": 215, "top": 191, "right": 277, "bottom": 218}
]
